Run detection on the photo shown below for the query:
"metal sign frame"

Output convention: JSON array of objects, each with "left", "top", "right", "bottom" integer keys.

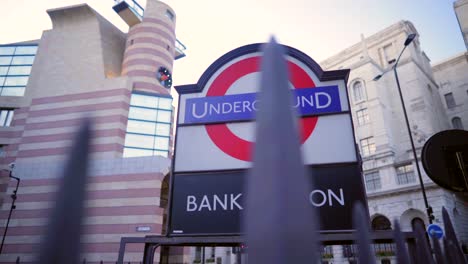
[{"left": 166, "top": 43, "right": 368, "bottom": 236}]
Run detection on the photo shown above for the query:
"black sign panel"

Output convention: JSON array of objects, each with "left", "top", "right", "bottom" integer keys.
[{"left": 169, "top": 163, "right": 367, "bottom": 235}]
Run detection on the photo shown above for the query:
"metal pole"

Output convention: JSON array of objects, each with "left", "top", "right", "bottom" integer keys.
[
  {"left": 202, "top": 246, "right": 205, "bottom": 264},
  {"left": 0, "top": 170, "right": 20, "bottom": 254},
  {"left": 392, "top": 48, "right": 433, "bottom": 224}
]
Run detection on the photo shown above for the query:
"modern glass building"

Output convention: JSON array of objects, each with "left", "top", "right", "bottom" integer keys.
[
  {"left": 124, "top": 93, "right": 173, "bottom": 158},
  {"left": 0, "top": 44, "right": 38, "bottom": 97}
]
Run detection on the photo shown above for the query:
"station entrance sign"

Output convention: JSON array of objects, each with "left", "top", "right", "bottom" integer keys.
[{"left": 170, "top": 43, "right": 367, "bottom": 235}]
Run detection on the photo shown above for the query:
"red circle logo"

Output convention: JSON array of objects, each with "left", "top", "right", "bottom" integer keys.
[{"left": 204, "top": 55, "right": 318, "bottom": 161}]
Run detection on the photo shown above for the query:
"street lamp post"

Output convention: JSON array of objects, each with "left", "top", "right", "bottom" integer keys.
[{"left": 373, "top": 33, "right": 434, "bottom": 224}]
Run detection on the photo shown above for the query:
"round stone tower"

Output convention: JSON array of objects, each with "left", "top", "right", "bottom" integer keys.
[{"left": 122, "top": 0, "right": 176, "bottom": 95}]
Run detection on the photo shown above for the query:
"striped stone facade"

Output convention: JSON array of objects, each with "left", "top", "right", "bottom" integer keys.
[
  {"left": 0, "top": 157, "right": 169, "bottom": 263},
  {"left": 0, "top": 0, "right": 182, "bottom": 263},
  {"left": 122, "top": 1, "right": 176, "bottom": 96}
]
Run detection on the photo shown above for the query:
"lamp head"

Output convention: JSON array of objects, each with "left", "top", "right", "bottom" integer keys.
[{"left": 404, "top": 33, "right": 417, "bottom": 46}]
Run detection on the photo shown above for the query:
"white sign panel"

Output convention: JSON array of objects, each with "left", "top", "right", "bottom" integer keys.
[{"left": 174, "top": 45, "right": 357, "bottom": 173}]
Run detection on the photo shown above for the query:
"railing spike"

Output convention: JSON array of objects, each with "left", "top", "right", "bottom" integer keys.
[
  {"left": 37, "top": 119, "right": 92, "bottom": 264},
  {"left": 352, "top": 202, "right": 375, "bottom": 264},
  {"left": 414, "top": 220, "right": 435, "bottom": 264},
  {"left": 442, "top": 207, "right": 465, "bottom": 263},
  {"left": 244, "top": 36, "right": 319, "bottom": 264},
  {"left": 432, "top": 236, "right": 446, "bottom": 264},
  {"left": 393, "top": 220, "right": 410, "bottom": 264}
]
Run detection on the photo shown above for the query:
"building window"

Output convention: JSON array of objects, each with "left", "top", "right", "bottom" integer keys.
[
  {"left": 0, "top": 44, "right": 38, "bottom": 97},
  {"left": 411, "top": 217, "right": 425, "bottom": 231},
  {"left": 356, "top": 108, "right": 370, "bottom": 126},
  {"left": 452, "top": 117, "right": 463, "bottom": 129},
  {"left": 123, "top": 93, "right": 172, "bottom": 158},
  {"left": 444, "top": 93, "right": 456, "bottom": 109},
  {"left": 371, "top": 215, "right": 392, "bottom": 230},
  {"left": 396, "top": 164, "right": 415, "bottom": 185},
  {"left": 360, "top": 137, "right": 376, "bottom": 156},
  {"left": 352, "top": 81, "right": 366, "bottom": 102},
  {"left": 383, "top": 43, "right": 395, "bottom": 64},
  {"left": 0, "top": 109, "right": 14, "bottom": 126},
  {"left": 0, "top": 145, "right": 5, "bottom": 157},
  {"left": 165, "top": 10, "right": 174, "bottom": 21},
  {"left": 365, "top": 171, "right": 381, "bottom": 192}
]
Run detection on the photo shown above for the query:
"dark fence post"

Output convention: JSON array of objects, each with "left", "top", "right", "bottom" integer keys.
[{"left": 15, "top": 256, "right": 20, "bottom": 263}]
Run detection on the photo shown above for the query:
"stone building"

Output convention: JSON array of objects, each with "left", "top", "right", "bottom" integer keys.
[
  {"left": 433, "top": 52, "right": 468, "bottom": 131},
  {"left": 433, "top": 0, "right": 468, "bottom": 132},
  {"left": 455, "top": 0, "right": 468, "bottom": 50},
  {"left": 0, "top": 0, "right": 186, "bottom": 262},
  {"left": 320, "top": 20, "right": 468, "bottom": 263}
]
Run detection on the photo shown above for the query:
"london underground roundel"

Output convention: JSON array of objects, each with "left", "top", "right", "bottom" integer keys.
[
  {"left": 204, "top": 56, "right": 318, "bottom": 161},
  {"left": 175, "top": 43, "right": 355, "bottom": 172}
]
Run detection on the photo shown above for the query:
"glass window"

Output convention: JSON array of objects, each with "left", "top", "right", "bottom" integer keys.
[
  {"left": 371, "top": 215, "right": 392, "bottom": 230},
  {"left": 124, "top": 93, "right": 173, "bottom": 158},
  {"left": 126, "top": 120, "right": 156, "bottom": 135},
  {"left": 7, "top": 66, "right": 31, "bottom": 75},
  {"left": 383, "top": 43, "right": 395, "bottom": 64},
  {"left": 444, "top": 93, "right": 456, "bottom": 109},
  {"left": 353, "top": 81, "right": 366, "bottom": 102},
  {"left": 1, "top": 87, "right": 25, "bottom": 96},
  {"left": 14, "top": 46, "right": 38, "bottom": 55},
  {"left": 396, "top": 164, "right": 415, "bottom": 185},
  {"left": 11, "top": 56, "right": 35, "bottom": 65},
  {"left": 154, "top": 136, "right": 169, "bottom": 150},
  {"left": 124, "top": 133, "right": 154, "bottom": 149},
  {"left": 154, "top": 150, "right": 168, "bottom": 157},
  {"left": 0, "top": 109, "right": 14, "bottom": 126},
  {"left": 0, "top": 56, "right": 12, "bottom": 65},
  {"left": 123, "top": 147, "right": 153, "bottom": 157},
  {"left": 411, "top": 217, "right": 425, "bottom": 231},
  {"left": 165, "top": 10, "right": 174, "bottom": 21},
  {"left": 128, "top": 107, "right": 158, "bottom": 121},
  {"left": 4, "top": 76, "right": 28, "bottom": 86},
  {"left": 156, "top": 123, "right": 170, "bottom": 135},
  {"left": 365, "top": 171, "right": 381, "bottom": 192},
  {"left": 356, "top": 108, "right": 370, "bottom": 126},
  {"left": 159, "top": 97, "right": 172, "bottom": 110},
  {"left": 0, "top": 47, "right": 15, "bottom": 55},
  {"left": 130, "top": 94, "right": 159, "bottom": 108},
  {"left": 157, "top": 110, "right": 171, "bottom": 123},
  {"left": 0, "top": 145, "right": 5, "bottom": 157},
  {"left": 1, "top": 45, "right": 37, "bottom": 98},
  {"left": 452, "top": 117, "right": 463, "bottom": 129},
  {"left": 360, "top": 137, "right": 376, "bottom": 156},
  {"left": 0, "top": 66, "right": 8, "bottom": 75}
]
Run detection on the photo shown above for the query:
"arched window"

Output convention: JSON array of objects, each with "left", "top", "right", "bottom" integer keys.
[
  {"left": 452, "top": 117, "right": 463, "bottom": 129},
  {"left": 352, "top": 81, "right": 366, "bottom": 102},
  {"left": 371, "top": 215, "right": 392, "bottom": 230},
  {"left": 411, "top": 217, "right": 425, "bottom": 231}
]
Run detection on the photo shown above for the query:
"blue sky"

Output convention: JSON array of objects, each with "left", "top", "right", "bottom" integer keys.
[{"left": 0, "top": 0, "right": 465, "bottom": 87}]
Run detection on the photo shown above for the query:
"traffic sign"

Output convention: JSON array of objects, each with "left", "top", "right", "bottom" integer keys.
[{"left": 427, "top": 224, "right": 444, "bottom": 239}]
